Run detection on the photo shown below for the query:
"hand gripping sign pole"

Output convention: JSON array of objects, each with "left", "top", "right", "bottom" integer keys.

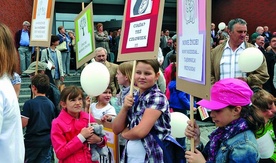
[{"left": 129, "top": 60, "right": 137, "bottom": 95}]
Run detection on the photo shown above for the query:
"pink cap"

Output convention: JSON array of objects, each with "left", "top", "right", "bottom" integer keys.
[{"left": 197, "top": 78, "right": 253, "bottom": 110}]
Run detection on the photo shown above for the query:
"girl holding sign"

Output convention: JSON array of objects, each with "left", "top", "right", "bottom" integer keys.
[
  {"left": 112, "top": 60, "right": 172, "bottom": 162},
  {"left": 251, "top": 87, "right": 276, "bottom": 163},
  {"left": 185, "top": 78, "right": 264, "bottom": 163}
]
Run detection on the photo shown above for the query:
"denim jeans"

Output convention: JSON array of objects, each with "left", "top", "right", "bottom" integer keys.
[
  {"left": 61, "top": 51, "right": 70, "bottom": 74},
  {"left": 25, "top": 146, "right": 52, "bottom": 163}
]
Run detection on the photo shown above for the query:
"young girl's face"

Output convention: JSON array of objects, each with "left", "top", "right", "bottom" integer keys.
[
  {"left": 98, "top": 88, "right": 112, "bottom": 104},
  {"left": 116, "top": 70, "right": 129, "bottom": 86},
  {"left": 135, "top": 62, "right": 159, "bottom": 94},
  {"left": 61, "top": 94, "right": 83, "bottom": 118},
  {"left": 264, "top": 102, "right": 276, "bottom": 119},
  {"left": 210, "top": 107, "right": 238, "bottom": 127}
]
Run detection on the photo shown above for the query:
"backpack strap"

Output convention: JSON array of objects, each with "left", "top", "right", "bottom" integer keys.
[
  {"left": 46, "top": 48, "right": 50, "bottom": 61},
  {"left": 151, "top": 132, "right": 172, "bottom": 163}
]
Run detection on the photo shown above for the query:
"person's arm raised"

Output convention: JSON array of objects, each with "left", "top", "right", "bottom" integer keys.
[{"left": 112, "top": 94, "right": 133, "bottom": 134}]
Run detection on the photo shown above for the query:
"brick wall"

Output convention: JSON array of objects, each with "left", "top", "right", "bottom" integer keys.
[
  {"left": 2, "top": 0, "right": 275, "bottom": 45},
  {"left": 212, "top": 0, "right": 276, "bottom": 39},
  {"left": 1, "top": 0, "right": 33, "bottom": 73},
  {"left": 2, "top": 0, "right": 33, "bottom": 35}
]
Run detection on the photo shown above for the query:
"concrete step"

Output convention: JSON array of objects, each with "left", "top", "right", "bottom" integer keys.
[
  {"left": 19, "top": 84, "right": 84, "bottom": 108},
  {"left": 20, "top": 80, "right": 81, "bottom": 88},
  {"left": 19, "top": 88, "right": 31, "bottom": 95},
  {"left": 19, "top": 73, "right": 82, "bottom": 109},
  {"left": 19, "top": 94, "right": 31, "bottom": 104},
  {"left": 21, "top": 75, "right": 81, "bottom": 83}
]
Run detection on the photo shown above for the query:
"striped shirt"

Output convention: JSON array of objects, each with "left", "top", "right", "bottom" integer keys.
[{"left": 220, "top": 41, "right": 247, "bottom": 79}]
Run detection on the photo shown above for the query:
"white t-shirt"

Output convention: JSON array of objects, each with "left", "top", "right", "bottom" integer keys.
[
  {"left": 126, "top": 140, "right": 146, "bottom": 163},
  {"left": 0, "top": 75, "right": 25, "bottom": 162},
  {"left": 90, "top": 103, "right": 116, "bottom": 119}
]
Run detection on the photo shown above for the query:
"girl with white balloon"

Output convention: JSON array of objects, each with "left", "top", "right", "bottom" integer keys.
[
  {"left": 80, "top": 62, "right": 111, "bottom": 125},
  {"left": 85, "top": 86, "right": 116, "bottom": 122},
  {"left": 80, "top": 62, "right": 110, "bottom": 97},
  {"left": 51, "top": 86, "right": 107, "bottom": 163}
]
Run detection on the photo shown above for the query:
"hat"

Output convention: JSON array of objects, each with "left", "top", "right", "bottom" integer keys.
[
  {"left": 197, "top": 78, "right": 253, "bottom": 110},
  {"left": 23, "top": 62, "right": 46, "bottom": 74}
]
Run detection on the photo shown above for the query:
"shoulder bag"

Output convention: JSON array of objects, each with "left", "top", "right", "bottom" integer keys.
[{"left": 56, "top": 41, "right": 67, "bottom": 51}]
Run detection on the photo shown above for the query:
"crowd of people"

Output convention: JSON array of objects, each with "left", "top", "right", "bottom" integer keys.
[{"left": 1, "top": 16, "right": 276, "bottom": 163}]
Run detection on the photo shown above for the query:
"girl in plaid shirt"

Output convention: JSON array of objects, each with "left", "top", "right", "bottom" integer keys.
[{"left": 113, "top": 60, "right": 171, "bottom": 163}]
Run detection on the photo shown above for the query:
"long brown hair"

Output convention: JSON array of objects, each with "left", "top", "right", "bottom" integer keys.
[
  {"left": 0, "top": 23, "right": 18, "bottom": 77},
  {"left": 251, "top": 87, "right": 276, "bottom": 112}
]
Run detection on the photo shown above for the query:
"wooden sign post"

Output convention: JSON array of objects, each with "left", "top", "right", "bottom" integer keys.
[
  {"left": 29, "top": 0, "right": 55, "bottom": 74},
  {"left": 176, "top": 0, "right": 212, "bottom": 152}
]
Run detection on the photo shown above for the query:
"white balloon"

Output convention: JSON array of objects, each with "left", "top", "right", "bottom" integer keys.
[
  {"left": 218, "top": 22, "right": 226, "bottom": 30},
  {"left": 170, "top": 112, "right": 189, "bottom": 138},
  {"left": 238, "top": 47, "right": 263, "bottom": 72},
  {"left": 80, "top": 62, "right": 110, "bottom": 96},
  {"left": 257, "top": 132, "right": 274, "bottom": 159}
]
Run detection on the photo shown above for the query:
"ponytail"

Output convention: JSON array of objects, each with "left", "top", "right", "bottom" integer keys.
[{"left": 240, "top": 105, "right": 265, "bottom": 133}]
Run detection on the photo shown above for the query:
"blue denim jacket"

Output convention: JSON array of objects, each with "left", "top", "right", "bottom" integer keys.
[{"left": 203, "top": 130, "right": 260, "bottom": 163}]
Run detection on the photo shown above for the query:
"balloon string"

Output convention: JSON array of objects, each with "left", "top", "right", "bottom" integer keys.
[
  {"left": 88, "top": 95, "right": 92, "bottom": 150},
  {"left": 88, "top": 96, "right": 92, "bottom": 125}
]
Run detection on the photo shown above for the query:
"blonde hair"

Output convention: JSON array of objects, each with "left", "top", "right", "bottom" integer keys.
[
  {"left": 96, "top": 23, "right": 103, "bottom": 29},
  {"left": 118, "top": 61, "right": 133, "bottom": 82},
  {"left": 0, "top": 23, "right": 18, "bottom": 77}
]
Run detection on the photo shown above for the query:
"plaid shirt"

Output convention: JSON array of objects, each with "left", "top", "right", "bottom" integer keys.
[
  {"left": 121, "top": 84, "right": 171, "bottom": 163},
  {"left": 220, "top": 41, "right": 247, "bottom": 79},
  {"left": 11, "top": 72, "right": 21, "bottom": 85}
]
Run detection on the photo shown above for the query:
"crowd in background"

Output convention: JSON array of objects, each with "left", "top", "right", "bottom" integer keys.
[{"left": 2, "top": 17, "right": 276, "bottom": 163}]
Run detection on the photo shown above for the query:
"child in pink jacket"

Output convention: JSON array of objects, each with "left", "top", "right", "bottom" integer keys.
[{"left": 51, "top": 86, "right": 107, "bottom": 163}]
